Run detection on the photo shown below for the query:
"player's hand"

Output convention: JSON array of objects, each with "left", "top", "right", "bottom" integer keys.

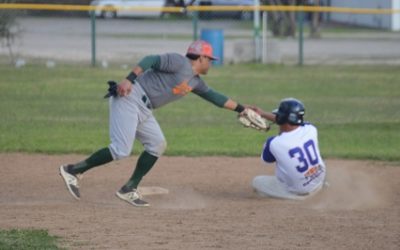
[
  {"left": 242, "top": 105, "right": 276, "bottom": 122},
  {"left": 117, "top": 79, "right": 133, "bottom": 97},
  {"left": 238, "top": 108, "right": 270, "bottom": 132},
  {"left": 244, "top": 105, "right": 263, "bottom": 115}
]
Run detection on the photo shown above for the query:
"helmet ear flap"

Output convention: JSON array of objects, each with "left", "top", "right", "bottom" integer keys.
[
  {"left": 275, "top": 112, "right": 287, "bottom": 125},
  {"left": 288, "top": 113, "right": 297, "bottom": 124},
  {"left": 288, "top": 112, "right": 304, "bottom": 125}
]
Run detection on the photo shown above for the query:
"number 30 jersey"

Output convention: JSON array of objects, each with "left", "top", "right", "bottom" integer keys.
[{"left": 262, "top": 123, "right": 326, "bottom": 194}]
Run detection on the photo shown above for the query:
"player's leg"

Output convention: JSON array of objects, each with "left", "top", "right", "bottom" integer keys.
[
  {"left": 60, "top": 94, "right": 139, "bottom": 199},
  {"left": 122, "top": 115, "right": 166, "bottom": 189},
  {"left": 252, "top": 175, "right": 308, "bottom": 200},
  {"left": 116, "top": 115, "right": 166, "bottom": 207},
  {"left": 64, "top": 95, "right": 139, "bottom": 173},
  {"left": 62, "top": 148, "right": 113, "bottom": 175},
  {"left": 108, "top": 93, "right": 141, "bottom": 160},
  {"left": 59, "top": 146, "right": 114, "bottom": 199}
]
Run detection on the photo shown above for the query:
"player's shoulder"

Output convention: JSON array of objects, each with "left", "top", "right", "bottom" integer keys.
[
  {"left": 302, "top": 122, "right": 317, "bottom": 129},
  {"left": 266, "top": 135, "right": 277, "bottom": 144},
  {"left": 161, "top": 52, "right": 185, "bottom": 59},
  {"left": 301, "top": 122, "right": 319, "bottom": 135},
  {"left": 159, "top": 53, "right": 190, "bottom": 70},
  {"left": 266, "top": 135, "right": 280, "bottom": 148},
  {"left": 160, "top": 52, "right": 185, "bottom": 63}
]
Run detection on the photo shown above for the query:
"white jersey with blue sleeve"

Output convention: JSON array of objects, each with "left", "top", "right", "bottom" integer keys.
[{"left": 262, "top": 123, "right": 326, "bottom": 194}]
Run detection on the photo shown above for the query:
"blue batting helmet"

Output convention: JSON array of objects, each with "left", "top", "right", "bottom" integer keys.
[{"left": 273, "top": 98, "right": 305, "bottom": 125}]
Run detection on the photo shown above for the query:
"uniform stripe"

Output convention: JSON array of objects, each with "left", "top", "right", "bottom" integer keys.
[{"left": 262, "top": 136, "right": 276, "bottom": 163}]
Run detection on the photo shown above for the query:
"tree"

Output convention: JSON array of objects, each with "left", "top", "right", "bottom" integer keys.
[
  {"left": 309, "top": 0, "right": 321, "bottom": 38},
  {"left": 0, "top": 0, "right": 20, "bottom": 63},
  {"left": 265, "top": 0, "right": 296, "bottom": 37},
  {"left": 263, "top": 0, "right": 322, "bottom": 38}
]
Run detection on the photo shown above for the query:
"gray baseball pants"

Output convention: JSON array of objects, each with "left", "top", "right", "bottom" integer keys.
[{"left": 108, "top": 83, "right": 167, "bottom": 160}]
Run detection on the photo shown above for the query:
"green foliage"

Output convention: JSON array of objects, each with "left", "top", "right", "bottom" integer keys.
[
  {"left": 0, "top": 229, "right": 61, "bottom": 250},
  {"left": 0, "top": 63, "right": 399, "bottom": 161}
]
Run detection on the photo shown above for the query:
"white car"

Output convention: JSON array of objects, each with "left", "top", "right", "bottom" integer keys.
[{"left": 90, "top": 0, "right": 166, "bottom": 19}]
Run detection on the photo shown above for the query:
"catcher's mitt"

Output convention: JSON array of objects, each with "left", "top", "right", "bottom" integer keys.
[{"left": 238, "top": 108, "right": 270, "bottom": 132}]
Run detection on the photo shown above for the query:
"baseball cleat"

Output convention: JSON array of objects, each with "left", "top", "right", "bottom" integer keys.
[
  {"left": 59, "top": 165, "right": 81, "bottom": 200},
  {"left": 116, "top": 187, "right": 149, "bottom": 207}
]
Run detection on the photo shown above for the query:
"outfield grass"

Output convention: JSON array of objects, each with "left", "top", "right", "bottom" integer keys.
[
  {"left": 0, "top": 63, "right": 399, "bottom": 161},
  {"left": 0, "top": 229, "right": 61, "bottom": 250}
]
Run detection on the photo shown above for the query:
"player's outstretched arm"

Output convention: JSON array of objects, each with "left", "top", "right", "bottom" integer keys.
[
  {"left": 223, "top": 99, "right": 245, "bottom": 113},
  {"left": 247, "top": 106, "right": 276, "bottom": 122},
  {"left": 226, "top": 101, "right": 271, "bottom": 132}
]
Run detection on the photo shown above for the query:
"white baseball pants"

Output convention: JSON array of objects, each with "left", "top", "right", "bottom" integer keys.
[{"left": 252, "top": 175, "right": 323, "bottom": 200}]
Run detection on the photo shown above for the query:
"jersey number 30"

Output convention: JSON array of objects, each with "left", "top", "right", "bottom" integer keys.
[{"left": 288, "top": 139, "right": 319, "bottom": 173}]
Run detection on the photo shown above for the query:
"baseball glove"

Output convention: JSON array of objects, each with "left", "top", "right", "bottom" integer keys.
[
  {"left": 238, "top": 108, "right": 270, "bottom": 132},
  {"left": 104, "top": 80, "right": 118, "bottom": 98}
]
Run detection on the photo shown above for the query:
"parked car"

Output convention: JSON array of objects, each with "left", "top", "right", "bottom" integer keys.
[
  {"left": 193, "top": 0, "right": 255, "bottom": 20},
  {"left": 90, "top": 0, "right": 165, "bottom": 19}
]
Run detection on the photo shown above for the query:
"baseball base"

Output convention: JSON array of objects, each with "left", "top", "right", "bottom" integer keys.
[{"left": 138, "top": 186, "right": 169, "bottom": 196}]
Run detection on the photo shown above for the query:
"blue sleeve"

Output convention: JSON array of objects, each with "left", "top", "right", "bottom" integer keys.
[{"left": 262, "top": 137, "right": 276, "bottom": 163}]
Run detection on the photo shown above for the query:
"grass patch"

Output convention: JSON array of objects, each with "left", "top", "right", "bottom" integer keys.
[
  {"left": 0, "top": 63, "right": 399, "bottom": 161},
  {"left": 0, "top": 229, "right": 61, "bottom": 250}
]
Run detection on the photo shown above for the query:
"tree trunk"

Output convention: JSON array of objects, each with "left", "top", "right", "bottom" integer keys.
[
  {"left": 283, "top": 0, "right": 296, "bottom": 37},
  {"left": 310, "top": 0, "right": 321, "bottom": 38}
]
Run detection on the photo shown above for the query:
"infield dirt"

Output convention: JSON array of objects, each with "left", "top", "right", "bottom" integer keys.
[{"left": 0, "top": 153, "right": 399, "bottom": 249}]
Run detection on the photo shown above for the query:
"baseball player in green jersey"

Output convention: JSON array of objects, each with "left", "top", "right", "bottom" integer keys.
[{"left": 60, "top": 40, "right": 249, "bottom": 207}]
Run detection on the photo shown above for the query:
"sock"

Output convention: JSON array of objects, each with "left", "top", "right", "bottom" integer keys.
[
  {"left": 70, "top": 147, "right": 113, "bottom": 175},
  {"left": 123, "top": 151, "right": 158, "bottom": 190}
]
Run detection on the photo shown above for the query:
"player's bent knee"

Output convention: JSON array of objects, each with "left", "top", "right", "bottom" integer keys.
[
  {"left": 145, "top": 140, "right": 167, "bottom": 158},
  {"left": 252, "top": 176, "right": 265, "bottom": 189},
  {"left": 109, "top": 144, "right": 132, "bottom": 160},
  {"left": 251, "top": 176, "right": 262, "bottom": 191},
  {"left": 252, "top": 176, "right": 273, "bottom": 197}
]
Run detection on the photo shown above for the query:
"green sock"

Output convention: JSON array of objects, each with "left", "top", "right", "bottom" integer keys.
[
  {"left": 71, "top": 147, "right": 113, "bottom": 175},
  {"left": 124, "top": 151, "right": 158, "bottom": 190}
]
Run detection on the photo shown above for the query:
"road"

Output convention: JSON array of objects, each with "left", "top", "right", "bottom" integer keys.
[{"left": 1, "top": 17, "right": 400, "bottom": 65}]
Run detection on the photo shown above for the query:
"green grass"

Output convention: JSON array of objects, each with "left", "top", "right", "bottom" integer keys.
[
  {"left": 0, "top": 229, "right": 61, "bottom": 250},
  {"left": 0, "top": 63, "right": 399, "bottom": 161}
]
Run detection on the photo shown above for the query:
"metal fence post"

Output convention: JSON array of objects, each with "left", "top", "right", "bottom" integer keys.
[
  {"left": 90, "top": 10, "right": 96, "bottom": 67},
  {"left": 192, "top": 11, "right": 198, "bottom": 41},
  {"left": 253, "top": 0, "right": 261, "bottom": 62},
  {"left": 262, "top": 11, "right": 268, "bottom": 64},
  {"left": 298, "top": 10, "right": 304, "bottom": 66}
]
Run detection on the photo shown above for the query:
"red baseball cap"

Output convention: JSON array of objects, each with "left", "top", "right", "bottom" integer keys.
[{"left": 186, "top": 40, "right": 218, "bottom": 61}]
